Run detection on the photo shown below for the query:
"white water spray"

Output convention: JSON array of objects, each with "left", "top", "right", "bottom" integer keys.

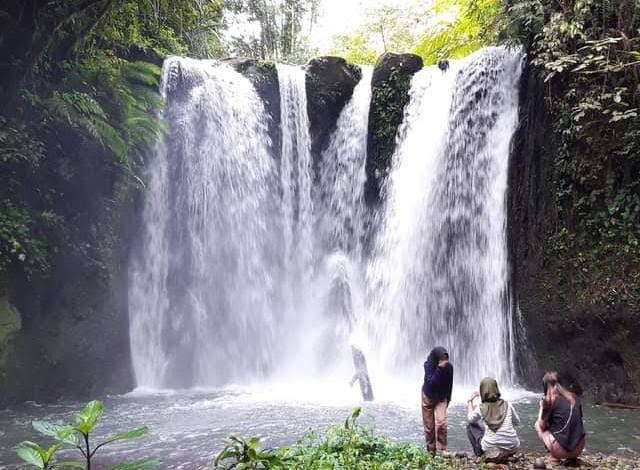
[
  {"left": 129, "top": 48, "right": 523, "bottom": 395},
  {"left": 367, "top": 47, "right": 522, "bottom": 385}
]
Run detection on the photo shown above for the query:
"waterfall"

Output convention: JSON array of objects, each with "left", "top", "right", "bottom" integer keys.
[
  {"left": 130, "top": 59, "right": 373, "bottom": 388},
  {"left": 129, "top": 48, "right": 523, "bottom": 392},
  {"left": 316, "top": 67, "right": 373, "bottom": 257},
  {"left": 129, "top": 57, "right": 281, "bottom": 388},
  {"left": 367, "top": 47, "right": 522, "bottom": 385},
  {"left": 276, "top": 64, "right": 315, "bottom": 319}
]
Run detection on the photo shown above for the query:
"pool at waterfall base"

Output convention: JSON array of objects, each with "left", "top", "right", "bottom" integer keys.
[{"left": 1, "top": 381, "right": 639, "bottom": 468}]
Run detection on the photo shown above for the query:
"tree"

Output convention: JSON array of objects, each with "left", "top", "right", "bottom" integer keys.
[
  {"left": 225, "top": 0, "right": 320, "bottom": 63},
  {"left": 413, "top": 0, "right": 500, "bottom": 65},
  {"left": 328, "top": 1, "right": 431, "bottom": 65}
]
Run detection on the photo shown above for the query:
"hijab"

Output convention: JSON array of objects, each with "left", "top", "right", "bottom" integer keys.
[{"left": 479, "top": 377, "right": 508, "bottom": 432}]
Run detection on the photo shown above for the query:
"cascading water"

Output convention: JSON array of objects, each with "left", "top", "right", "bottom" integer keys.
[
  {"left": 367, "top": 47, "right": 523, "bottom": 385},
  {"left": 130, "top": 60, "right": 373, "bottom": 389},
  {"left": 129, "top": 57, "right": 281, "bottom": 388},
  {"left": 130, "top": 47, "right": 522, "bottom": 394},
  {"left": 316, "top": 67, "right": 373, "bottom": 257}
]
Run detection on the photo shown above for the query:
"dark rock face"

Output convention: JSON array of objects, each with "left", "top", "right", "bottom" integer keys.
[
  {"left": 508, "top": 60, "right": 640, "bottom": 405},
  {"left": 223, "top": 58, "right": 281, "bottom": 160},
  {"left": 0, "top": 134, "right": 137, "bottom": 405},
  {"left": 365, "top": 53, "right": 423, "bottom": 205},
  {"left": 305, "top": 56, "right": 361, "bottom": 164}
]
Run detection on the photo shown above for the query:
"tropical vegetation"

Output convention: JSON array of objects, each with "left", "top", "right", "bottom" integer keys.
[
  {"left": 16, "top": 400, "right": 154, "bottom": 469},
  {"left": 214, "top": 408, "right": 462, "bottom": 469}
]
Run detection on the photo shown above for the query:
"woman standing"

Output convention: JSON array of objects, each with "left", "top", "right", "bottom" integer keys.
[
  {"left": 466, "top": 377, "right": 521, "bottom": 459},
  {"left": 535, "top": 371, "right": 586, "bottom": 465},
  {"left": 421, "top": 347, "right": 453, "bottom": 454}
]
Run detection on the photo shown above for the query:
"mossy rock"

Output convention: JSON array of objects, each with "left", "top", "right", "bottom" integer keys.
[{"left": 365, "top": 52, "right": 423, "bottom": 205}]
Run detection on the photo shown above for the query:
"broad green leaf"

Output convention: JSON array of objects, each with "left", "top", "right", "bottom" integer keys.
[
  {"left": 17, "top": 445, "right": 45, "bottom": 468},
  {"left": 215, "top": 447, "right": 235, "bottom": 463},
  {"left": 43, "top": 444, "right": 61, "bottom": 462},
  {"left": 75, "top": 400, "right": 104, "bottom": 434},
  {"left": 102, "top": 426, "right": 149, "bottom": 445},
  {"left": 33, "top": 421, "right": 80, "bottom": 446},
  {"left": 246, "top": 437, "right": 260, "bottom": 449},
  {"left": 110, "top": 458, "right": 159, "bottom": 470}
]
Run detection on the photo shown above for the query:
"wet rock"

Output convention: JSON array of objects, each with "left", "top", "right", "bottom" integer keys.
[
  {"left": 365, "top": 52, "right": 423, "bottom": 205},
  {"left": 508, "top": 52, "right": 640, "bottom": 405},
  {"left": 305, "top": 56, "right": 361, "bottom": 164}
]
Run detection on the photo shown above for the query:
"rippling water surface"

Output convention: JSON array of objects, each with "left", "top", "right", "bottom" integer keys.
[{"left": 1, "top": 383, "right": 638, "bottom": 468}]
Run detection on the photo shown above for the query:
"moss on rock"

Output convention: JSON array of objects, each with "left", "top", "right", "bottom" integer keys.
[{"left": 365, "top": 52, "right": 423, "bottom": 205}]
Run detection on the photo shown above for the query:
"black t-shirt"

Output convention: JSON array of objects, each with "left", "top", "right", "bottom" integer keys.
[{"left": 543, "top": 394, "right": 586, "bottom": 451}]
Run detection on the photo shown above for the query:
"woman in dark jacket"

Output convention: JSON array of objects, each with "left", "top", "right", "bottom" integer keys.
[
  {"left": 421, "top": 346, "right": 453, "bottom": 454},
  {"left": 534, "top": 371, "right": 586, "bottom": 465}
]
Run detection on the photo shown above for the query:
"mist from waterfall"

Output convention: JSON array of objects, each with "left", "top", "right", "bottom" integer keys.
[{"left": 129, "top": 49, "right": 523, "bottom": 393}]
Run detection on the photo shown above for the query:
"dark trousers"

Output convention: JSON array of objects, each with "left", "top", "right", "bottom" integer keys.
[{"left": 467, "top": 421, "right": 485, "bottom": 457}]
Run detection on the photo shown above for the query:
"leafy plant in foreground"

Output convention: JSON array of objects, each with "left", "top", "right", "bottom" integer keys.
[
  {"left": 215, "top": 435, "right": 286, "bottom": 469},
  {"left": 215, "top": 407, "right": 463, "bottom": 469},
  {"left": 16, "top": 400, "right": 157, "bottom": 470}
]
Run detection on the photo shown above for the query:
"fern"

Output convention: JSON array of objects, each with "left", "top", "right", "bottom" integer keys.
[{"left": 34, "top": 56, "right": 164, "bottom": 167}]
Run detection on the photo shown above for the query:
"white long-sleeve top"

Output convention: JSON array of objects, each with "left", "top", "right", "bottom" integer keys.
[{"left": 468, "top": 400, "right": 521, "bottom": 453}]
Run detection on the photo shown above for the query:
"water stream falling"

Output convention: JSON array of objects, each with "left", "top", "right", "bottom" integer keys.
[
  {"left": 129, "top": 57, "right": 281, "bottom": 388},
  {"left": 130, "top": 48, "right": 523, "bottom": 393},
  {"left": 366, "top": 47, "right": 523, "bottom": 385}
]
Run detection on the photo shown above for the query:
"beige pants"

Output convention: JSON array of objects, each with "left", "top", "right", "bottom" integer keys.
[
  {"left": 535, "top": 420, "right": 586, "bottom": 460},
  {"left": 421, "top": 392, "right": 448, "bottom": 452}
]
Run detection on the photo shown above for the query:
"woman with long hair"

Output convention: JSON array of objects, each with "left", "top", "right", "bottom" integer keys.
[
  {"left": 535, "top": 371, "right": 586, "bottom": 464},
  {"left": 466, "top": 377, "right": 521, "bottom": 459},
  {"left": 421, "top": 347, "right": 453, "bottom": 454}
]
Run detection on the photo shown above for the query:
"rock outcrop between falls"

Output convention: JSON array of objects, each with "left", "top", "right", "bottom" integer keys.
[
  {"left": 365, "top": 52, "right": 423, "bottom": 205},
  {"left": 305, "top": 56, "right": 362, "bottom": 165}
]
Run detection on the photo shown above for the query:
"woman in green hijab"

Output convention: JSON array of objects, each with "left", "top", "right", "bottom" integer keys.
[{"left": 466, "top": 377, "right": 521, "bottom": 459}]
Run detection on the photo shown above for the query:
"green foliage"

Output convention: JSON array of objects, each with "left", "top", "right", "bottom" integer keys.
[
  {"left": 97, "top": 0, "right": 225, "bottom": 58},
  {"left": 329, "top": 2, "right": 430, "bottom": 63},
  {"left": 215, "top": 436, "right": 285, "bottom": 469},
  {"left": 24, "top": 55, "right": 164, "bottom": 167},
  {"left": 215, "top": 408, "right": 463, "bottom": 469},
  {"left": 226, "top": 0, "right": 319, "bottom": 63},
  {"left": 368, "top": 68, "right": 414, "bottom": 180},
  {"left": 17, "top": 400, "right": 156, "bottom": 470},
  {"left": 414, "top": 0, "right": 501, "bottom": 64},
  {"left": 330, "top": 33, "right": 379, "bottom": 65},
  {"left": 0, "top": 202, "right": 52, "bottom": 276},
  {"left": 17, "top": 441, "right": 60, "bottom": 469},
  {"left": 505, "top": 0, "right": 640, "bottom": 311}
]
